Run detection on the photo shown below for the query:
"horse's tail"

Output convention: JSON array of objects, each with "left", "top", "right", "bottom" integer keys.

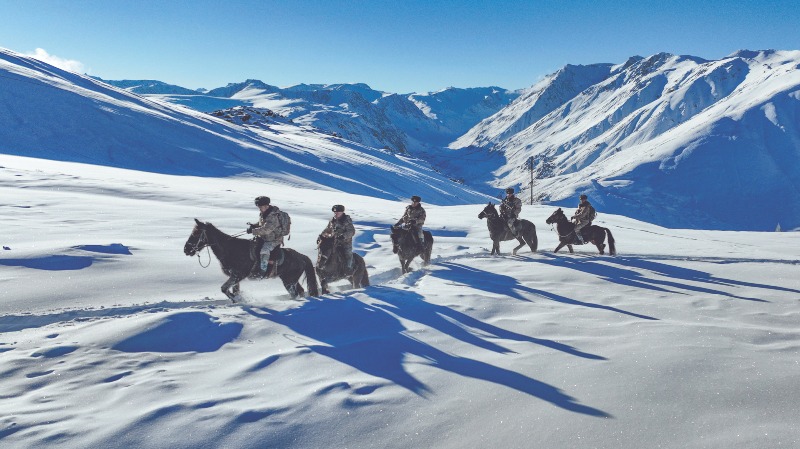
[
  {"left": 303, "top": 256, "right": 320, "bottom": 296},
  {"left": 604, "top": 228, "right": 616, "bottom": 256}
]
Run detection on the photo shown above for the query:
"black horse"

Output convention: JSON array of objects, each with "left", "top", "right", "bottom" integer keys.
[
  {"left": 390, "top": 225, "right": 433, "bottom": 274},
  {"left": 545, "top": 208, "right": 616, "bottom": 255},
  {"left": 315, "top": 234, "right": 370, "bottom": 294},
  {"left": 478, "top": 203, "right": 538, "bottom": 255},
  {"left": 183, "top": 219, "right": 319, "bottom": 301}
]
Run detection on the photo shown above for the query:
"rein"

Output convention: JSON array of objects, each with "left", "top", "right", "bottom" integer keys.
[{"left": 190, "top": 229, "right": 215, "bottom": 268}]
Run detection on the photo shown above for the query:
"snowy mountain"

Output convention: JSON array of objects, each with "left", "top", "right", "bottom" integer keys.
[
  {"left": 104, "top": 78, "right": 519, "bottom": 154},
  {"left": 0, "top": 48, "right": 487, "bottom": 205},
  {"left": 450, "top": 51, "right": 800, "bottom": 231},
  {"left": 92, "top": 77, "right": 204, "bottom": 95},
  {"left": 3, "top": 47, "right": 800, "bottom": 449}
]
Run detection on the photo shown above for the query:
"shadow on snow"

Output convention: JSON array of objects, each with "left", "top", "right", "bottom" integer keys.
[
  {"left": 244, "top": 290, "right": 612, "bottom": 418},
  {"left": 431, "top": 261, "right": 658, "bottom": 321}
]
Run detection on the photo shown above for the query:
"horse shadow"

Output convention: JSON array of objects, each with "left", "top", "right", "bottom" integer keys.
[
  {"left": 368, "top": 286, "right": 605, "bottom": 360},
  {"left": 610, "top": 255, "right": 800, "bottom": 295},
  {"left": 536, "top": 254, "right": 778, "bottom": 302},
  {"left": 430, "top": 261, "right": 658, "bottom": 321},
  {"left": 244, "top": 291, "right": 611, "bottom": 417}
]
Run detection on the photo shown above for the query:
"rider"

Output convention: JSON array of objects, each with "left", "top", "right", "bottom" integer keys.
[
  {"left": 247, "top": 196, "right": 285, "bottom": 277},
  {"left": 571, "top": 194, "right": 595, "bottom": 244},
  {"left": 499, "top": 187, "right": 522, "bottom": 237},
  {"left": 393, "top": 195, "right": 427, "bottom": 252},
  {"left": 322, "top": 204, "right": 356, "bottom": 271}
]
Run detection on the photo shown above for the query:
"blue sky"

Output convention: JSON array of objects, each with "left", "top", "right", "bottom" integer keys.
[{"left": 1, "top": 0, "right": 799, "bottom": 93}]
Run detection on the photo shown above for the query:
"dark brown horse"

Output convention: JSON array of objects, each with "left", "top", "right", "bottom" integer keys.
[
  {"left": 478, "top": 203, "right": 538, "bottom": 255},
  {"left": 184, "top": 219, "right": 319, "bottom": 301},
  {"left": 390, "top": 225, "right": 433, "bottom": 274},
  {"left": 545, "top": 208, "right": 616, "bottom": 255},
  {"left": 316, "top": 234, "right": 370, "bottom": 294}
]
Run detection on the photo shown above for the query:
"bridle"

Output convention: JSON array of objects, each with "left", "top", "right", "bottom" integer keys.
[
  {"left": 546, "top": 210, "right": 572, "bottom": 238},
  {"left": 187, "top": 228, "right": 213, "bottom": 268}
]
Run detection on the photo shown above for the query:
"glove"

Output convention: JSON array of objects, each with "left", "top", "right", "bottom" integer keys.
[
  {"left": 409, "top": 220, "right": 417, "bottom": 226},
  {"left": 246, "top": 223, "right": 256, "bottom": 234}
]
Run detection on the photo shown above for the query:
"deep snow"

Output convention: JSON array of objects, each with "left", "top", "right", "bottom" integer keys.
[{"left": 1, "top": 46, "right": 799, "bottom": 449}]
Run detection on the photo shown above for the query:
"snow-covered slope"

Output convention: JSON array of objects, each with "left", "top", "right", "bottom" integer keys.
[
  {"left": 1, "top": 153, "right": 799, "bottom": 449},
  {"left": 92, "top": 77, "right": 203, "bottom": 95},
  {"left": 106, "top": 79, "right": 519, "bottom": 154},
  {"left": 450, "top": 51, "right": 800, "bottom": 231},
  {"left": 0, "top": 48, "right": 487, "bottom": 205}
]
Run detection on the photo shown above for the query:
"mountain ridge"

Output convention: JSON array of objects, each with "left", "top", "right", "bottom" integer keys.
[{"left": 448, "top": 49, "right": 800, "bottom": 230}]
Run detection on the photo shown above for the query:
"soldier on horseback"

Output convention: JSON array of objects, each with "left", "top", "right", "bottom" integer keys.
[
  {"left": 393, "top": 195, "right": 427, "bottom": 252},
  {"left": 322, "top": 204, "right": 356, "bottom": 272},
  {"left": 500, "top": 187, "right": 522, "bottom": 237},
  {"left": 247, "top": 196, "right": 286, "bottom": 277},
  {"left": 571, "top": 194, "right": 596, "bottom": 244}
]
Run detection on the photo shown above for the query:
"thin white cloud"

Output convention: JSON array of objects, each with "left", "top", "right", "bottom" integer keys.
[{"left": 25, "top": 48, "right": 85, "bottom": 73}]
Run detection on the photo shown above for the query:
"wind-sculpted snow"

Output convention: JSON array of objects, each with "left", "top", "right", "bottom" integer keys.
[{"left": 2, "top": 157, "right": 800, "bottom": 448}]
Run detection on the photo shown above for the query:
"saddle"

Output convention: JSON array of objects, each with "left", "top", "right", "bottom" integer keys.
[
  {"left": 569, "top": 224, "right": 592, "bottom": 244},
  {"left": 249, "top": 241, "right": 285, "bottom": 279}
]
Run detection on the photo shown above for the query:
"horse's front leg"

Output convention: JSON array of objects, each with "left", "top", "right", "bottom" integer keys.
[
  {"left": 553, "top": 242, "right": 566, "bottom": 253},
  {"left": 221, "top": 275, "right": 240, "bottom": 302},
  {"left": 567, "top": 244, "right": 574, "bottom": 254}
]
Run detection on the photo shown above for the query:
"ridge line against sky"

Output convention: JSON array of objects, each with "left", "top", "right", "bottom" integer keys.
[{"left": 2, "top": 0, "right": 800, "bottom": 94}]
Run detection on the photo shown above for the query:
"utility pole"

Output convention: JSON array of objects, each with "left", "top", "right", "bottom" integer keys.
[{"left": 526, "top": 156, "right": 535, "bottom": 205}]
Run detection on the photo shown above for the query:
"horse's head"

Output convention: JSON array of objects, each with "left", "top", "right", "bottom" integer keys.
[
  {"left": 545, "top": 208, "right": 566, "bottom": 225},
  {"left": 184, "top": 218, "right": 208, "bottom": 256},
  {"left": 316, "top": 233, "right": 336, "bottom": 266},
  {"left": 479, "top": 202, "right": 497, "bottom": 220}
]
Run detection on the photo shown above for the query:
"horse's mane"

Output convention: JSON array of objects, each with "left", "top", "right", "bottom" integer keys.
[{"left": 202, "top": 221, "right": 249, "bottom": 244}]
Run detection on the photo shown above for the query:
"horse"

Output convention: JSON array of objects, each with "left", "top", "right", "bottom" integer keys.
[
  {"left": 545, "top": 208, "right": 616, "bottom": 255},
  {"left": 315, "top": 234, "right": 370, "bottom": 294},
  {"left": 183, "top": 219, "right": 319, "bottom": 301},
  {"left": 478, "top": 203, "right": 538, "bottom": 255},
  {"left": 390, "top": 225, "right": 433, "bottom": 274}
]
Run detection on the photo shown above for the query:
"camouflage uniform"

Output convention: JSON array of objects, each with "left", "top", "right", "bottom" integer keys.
[
  {"left": 252, "top": 206, "right": 285, "bottom": 270},
  {"left": 323, "top": 213, "right": 356, "bottom": 269},
  {"left": 571, "top": 200, "right": 594, "bottom": 242},
  {"left": 395, "top": 204, "right": 427, "bottom": 246},
  {"left": 500, "top": 194, "right": 522, "bottom": 236}
]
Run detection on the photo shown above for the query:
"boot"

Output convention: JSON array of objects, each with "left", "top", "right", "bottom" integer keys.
[{"left": 261, "top": 252, "right": 279, "bottom": 278}]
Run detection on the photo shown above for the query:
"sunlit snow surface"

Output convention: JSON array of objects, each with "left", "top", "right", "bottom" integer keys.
[{"left": 2, "top": 155, "right": 799, "bottom": 449}]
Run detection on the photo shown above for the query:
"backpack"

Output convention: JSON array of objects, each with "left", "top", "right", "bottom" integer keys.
[
  {"left": 277, "top": 210, "right": 291, "bottom": 237},
  {"left": 587, "top": 205, "right": 597, "bottom": 222}
]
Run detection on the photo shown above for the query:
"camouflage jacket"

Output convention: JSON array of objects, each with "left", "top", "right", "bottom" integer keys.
[
  {"left": 572, "top": 201, "right": 594, "bottom": 223},
  {"left": 500, "top": 195, "right": 522, "bottom": 218},
  {"left": 398, "top": 204, "right": 426, "bottom": 227},
  {"left": 252, "top": 206, "right": 284, "bottom": 243},
  {"left": 323, "top": 213, "right": 356, "bottom": 245}
]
